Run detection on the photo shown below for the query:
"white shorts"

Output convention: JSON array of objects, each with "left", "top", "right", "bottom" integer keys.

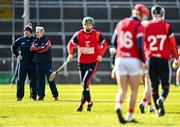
[{"left": 115, "top": 57, "right": 143, "bottom": 76}]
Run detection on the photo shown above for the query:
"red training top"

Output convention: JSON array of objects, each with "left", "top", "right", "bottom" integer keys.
[
  {"left": 114, "top": 17, "right": 145, "bottom": 59},
  {"left": 144, "top": 20, "right": 178, "bottom": 60},
  {"left": 67, "top": 29, "right": 108, "bottom": 64}
]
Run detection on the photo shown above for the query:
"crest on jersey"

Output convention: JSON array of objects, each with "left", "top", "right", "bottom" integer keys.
[{"left": 85, "top": 41, "right": 90, "bottom": 47}]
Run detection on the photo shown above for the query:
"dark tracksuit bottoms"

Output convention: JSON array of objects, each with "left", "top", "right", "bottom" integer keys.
[
  {"left": 149, "top": 57, "right": 170, "bottom": 109},
  {"left": 78, "top": 62, "right": 99, "bottom": 105},
  {"left": 36, "top": 63, "right": 58, "bottom": 98},
  {"left": 17, "top": 62, "right": 37, "bottom": 99}
]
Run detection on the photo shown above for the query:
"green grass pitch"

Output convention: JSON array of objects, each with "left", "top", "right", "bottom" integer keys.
[{"left": 0, "top": 84, "right": 180, "bottom": 127}]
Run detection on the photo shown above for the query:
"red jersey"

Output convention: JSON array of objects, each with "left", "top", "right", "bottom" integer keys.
[
  {"left": 144, "top": 20, "right": 178, "bottom": 60},
  {"left": 114, "top": 17, "right": 144, "bottom": 58},
  {"left": 67, "top": 29, "right": 107, "bottom": 64}
]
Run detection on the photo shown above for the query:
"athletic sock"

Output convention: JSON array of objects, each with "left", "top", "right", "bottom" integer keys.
[
  {"left": 116, "top": 100, "right": 123, "bottom": 110},
  {"left": 116, "top": 92, "right": 124, "bottom": 110},
  {"left": 147, "top": 101, "right": 152, "bottom": 106},
  {"left": 141, "top": 98, "right": 147, "bottom": 106},
  {"left": 126, "top": 108, "right": 134, "bottom": 121},
  {"left": 147, "top": 101, "right": 153, "bottom": 110},
  {"left": 147, "top": 101, "right": 153, "bottom": 111}
]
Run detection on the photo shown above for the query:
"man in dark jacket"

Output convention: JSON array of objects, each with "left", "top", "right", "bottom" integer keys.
[{"left": 11, "top": 23, "right": 37, "bottom": 101}]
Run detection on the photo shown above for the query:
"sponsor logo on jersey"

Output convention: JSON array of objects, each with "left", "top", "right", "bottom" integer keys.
[{"left": 80, "top": 47, "right": 94, "bottom": 54}]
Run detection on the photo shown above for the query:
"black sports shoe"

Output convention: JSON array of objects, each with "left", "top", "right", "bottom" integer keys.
[
  {"left": 156, "top": 98, "right": 165, "bottom": 116},
  {"left": 77, "top": 105, "right": 83, "bottom": 112},
  {"left": 158, "top": 109, "right": 165, "bottom": 117},
  {"left": 156, "top": 108, "right": 165, "bottom": 117},
  {"left": 87, "top": 102, "right": 93, "bottom": 111},
  {"left": 175, "top": 83, "right": 180, "bottom": 86},
  {"left": 139, "top": 103, "right": 145, "bottom": 114},
  {"left": 54, "top": 97, "right": 59, "bottom": 101},
  {"left": 38, "top": 97, "right": 44, "bottom": 101},
  {"left": 148, "top": 108, "right": 154, "bottom": 113},
  {"left": 127, "top": 119, "right": 138, "bottom": 123},
  {"left": 30, "top": 98, "right": 36, "bottom": 101},
  {"left": 116, "top": 109, "right": 127, "bottom": 124},
  {"left": 16, "top": 98, "right": 22, "bottom": 101}
]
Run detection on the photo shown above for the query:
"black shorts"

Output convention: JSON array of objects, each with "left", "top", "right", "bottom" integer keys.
[{"left": 148, "top": 57, "right": 170, "bottom": 87}]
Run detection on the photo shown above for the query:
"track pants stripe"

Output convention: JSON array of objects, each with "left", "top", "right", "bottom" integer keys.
[{"left": 86, "top": 62, "right": 99, "bottom": 88}]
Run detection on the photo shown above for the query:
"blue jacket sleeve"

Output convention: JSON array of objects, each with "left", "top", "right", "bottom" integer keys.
[
  {"left": 111, "top": 30, "right": 117, "bottom": 48},
  {"left": 137, "top": 36, "right": 145, "bottom": 62},
  {"left": 110, "top": 30, "right": 117, "bottom": 68},
  {"left": 11, "top": 38, "right": 20, "bottom": 57}
]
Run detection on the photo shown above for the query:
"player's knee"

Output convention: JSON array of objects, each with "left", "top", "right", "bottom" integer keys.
[
  {"left": 162, "top": 85, "right": 169, "bottom": 90},
  {"left": 152, "top": 88, "right": 158, "bottom": 95}
]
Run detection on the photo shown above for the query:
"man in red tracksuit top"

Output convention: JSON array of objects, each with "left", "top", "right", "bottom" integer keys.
[
  {"left": 67, "top": 17, "right": 107, "bottom": 112},
  {"left": 30, "top": 26, "right": 59, "bottom": 101}
]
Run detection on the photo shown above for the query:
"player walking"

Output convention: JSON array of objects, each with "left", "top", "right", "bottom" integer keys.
[
  {"left": 139, "top": 20, "right": 154, "bottom": 114},
  {"left": 143, "top": 5, "right": 179, "bottom": 117},
  {"left": 111, "top": 4, "right": 149, "bottom": 123},
  {"left": 67, "top": 17, "right": 107, "bottom": 112}
]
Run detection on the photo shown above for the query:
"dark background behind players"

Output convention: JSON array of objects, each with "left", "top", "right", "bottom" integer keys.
[{"left": 0, "top": 0, "right": 180, "bottom": 84}]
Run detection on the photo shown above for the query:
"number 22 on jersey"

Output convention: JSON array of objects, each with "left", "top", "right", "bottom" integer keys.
[{"left": 148, "top": 35, "right": 166, "bottom": 51}]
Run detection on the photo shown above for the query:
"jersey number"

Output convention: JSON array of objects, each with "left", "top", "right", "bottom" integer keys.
[
  {"left": 119, "top": 31, "right": 133, "bottom": 49},
  {"left": 148, "top": 35, "right": 166, "bottom": 51}
]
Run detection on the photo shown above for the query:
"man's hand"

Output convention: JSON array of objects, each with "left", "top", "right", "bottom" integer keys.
[
  {"left": 172, "top": 59, "right": 179, "bottom": 69},
  {"left": 67, "top": 54, "right": 73, "bottom": 62},
  {"left": 17, "top": 55, "right": 23, "bottom": 60},
  {"left": 143, "top": 62, "right": 148, "bottom": 69},
  {"left": 96, "top": 55, "right": 102, "bottom": 62},
  {"left": 109, "top": 47, "right": 116, "bottom": 55}
]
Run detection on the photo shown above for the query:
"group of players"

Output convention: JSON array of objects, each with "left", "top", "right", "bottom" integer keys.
[
  {"left": 110, "top": 4, "right": 179, "bottom": 123},
  {"left": 11, "top": 3, "right": 179, "bottom": 124}
]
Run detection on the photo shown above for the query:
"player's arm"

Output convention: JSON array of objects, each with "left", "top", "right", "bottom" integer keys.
[
  {"left": 136, "top": 25, "right": 145, "bottom": 63},
  {"left": 67, "top": 32, "right": 79, "bottom": 61},
  {"left": 37, "top": 39, "right": 52, "bottom": 54},
  {"left": 168, "top": 25, "right": 179, "bottom": 68},
  {"left": 111, "top": 29, "right": 117, "bottom": 51},
  {"left": 109, "top": 29, "right": 117, "bottom": 67},
  {"left": 30, "top": 41, "right": 42, "bottom": 52},
  {"left": 110, "top": 54, "right": 115, "bottom": 68},
  {"left": 30, "top": 40, "right": 48, "bottom": 52},
  {"left": 167, "top": 25, "right": 178, "bottom": 60},
  {"left": 98, "top": 33, "right": 108, "bottom": 56},
  {"left": 110, "top": 29, "right": 117, "bottom": 79},
  {"left": 11, "top": 38, "right": 20, "bottom": 57}
]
